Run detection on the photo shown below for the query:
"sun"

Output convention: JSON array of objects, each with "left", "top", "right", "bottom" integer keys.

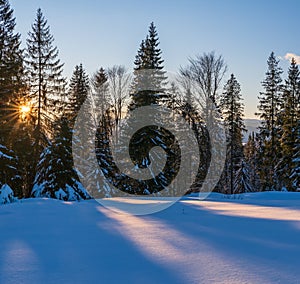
[
  {"left": 19, "top": 103, "right": 32, "bottom": 122},
  {"left": 20, "top": 105, "right": 31, "bottom": 114}
]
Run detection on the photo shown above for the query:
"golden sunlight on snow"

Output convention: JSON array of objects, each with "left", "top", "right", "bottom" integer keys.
[{"left": 182, "top": 200, "right": 300, "bottom": 221}]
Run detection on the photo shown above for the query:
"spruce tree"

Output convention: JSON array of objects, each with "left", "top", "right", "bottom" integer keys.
[
  {"left": 92, "top": 67, "right": 109, "bottom": 113},
  {"left": 290, "top": 121, "right": 300, "bottom": 191},
  {"left": 219, "top": 74, "right": 247, "bottom": 194},
  {"left": 95, "top": 23, "right": 182, "bottom": 196},
  {"left": 0, "top": 2, "right": 27, "bottom": 203},
  {"left": 68, "top": 64, "right": 97, "bottom": 196},
  {"left": 67, "top": 64, "right": 90, "bottom": 122},
  {"left": 276, "top": 58, "right": 300, "bottom": 190},
  {"left": 256, "top": 52, "right": 283, "bottom": 190},
  {"left": 91, "top": 66, "right": 112, "bottom": 131},
  {"left": 67, "top": 63, "right": 91, "bottom": 153},
  {"left": 244, "top": 132, "right": 260, "bottom": 191},
  {"left": 88, "top": 67, "right": 113, "bottom": 197},
  {"left": 129, "top": 22, "right": 168, "bottom": 109},
  {"left": 234, "top": 160, "right": 253, "bottom": 193},
  {"left": 126, "top": 22, "right": 177, "bottom": 194},
  {"left": 0, "top": 0, "right": 24, "bottom": 143},
  {"left": 26, "top": 8, "right": 66, "bottom": 153},
  {"left": 32, "top": 117, "right": 90, "bottom": 200}
]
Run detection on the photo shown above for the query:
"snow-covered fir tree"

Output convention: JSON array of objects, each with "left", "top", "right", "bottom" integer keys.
[
  {"left": 290, "top": 119, "right": 300, "bottom": 191},
  {"left": 219, "top": 74, "right": 249, "bottom": 194},
  {"left": 127, "top": 23, "right": 179, "bottom": 194},
  {"left": 276, "top": 58, "right": 300, "bottom": 190},
  {"left": 244, "top": 132, "right": 261, "bottom": 191},
  {"left": 32, "top": 117, "right": 90, "bottom": 200},
  {"left": 234, "top": 160, "right": 253, "bottom": 193},
  {"left": 67, "top": 63, "right": 93, "bottom": 178},
  {"left": 256, "top": 52, "right": 283, "bottom": 190},
  {"left": 95, "top": 23, "right": 181, "bottom": 196},
  {"left": 89, "top": 67, "right": 114, "bottom": 197}
]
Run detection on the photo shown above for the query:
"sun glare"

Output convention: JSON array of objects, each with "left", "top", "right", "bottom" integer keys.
[
  {"left": 18, "top": 103, "right": 32, "bottom": 122},
  {"left": 20, "top": 105, "right": 31, "bottom": 114}
]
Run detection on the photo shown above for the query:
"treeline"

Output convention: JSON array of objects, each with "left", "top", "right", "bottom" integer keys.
[{"left": 0, "top": 0, "right": 299, "bottom": 203}]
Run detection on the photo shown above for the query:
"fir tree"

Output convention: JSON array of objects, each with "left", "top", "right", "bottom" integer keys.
[
  {"left": 256, "top": 52, "right": 283, "bottom": 190},
  {"left": 91, "top": 67, "right": 110, "bottom": 120},
  {"left": 219, "top": 74, "right": 247, "bottom": 194},
  {"left": 26, "top": 8, "right": 66, "bottom": 153},
  {"left": 0, "top": 0, "right": 24, "bottom": 143},
  {"left": 244, "top": 132, "right": 260, "bottom": 190},
  {"left": 67, "top": 63, "right": 91, "bottom": 157},
  {"left": 68, "top": 64, "right": 90, "bottom": 123},
  {"left": 95, "top": 24, "right": 182, "bottom": 196},
  {"left": 276, "top": 58, "right": 300, "bottom": 190},
  {"left": 68, "top": 64, "right": 97, "bottom": 197},
  {"left": 126, "top": 23, "right": 180, "bottom": 195},
  {"left": 129, "top": 22, "right": 168, "bottom": 109},
  {"left": 92, "top": 67, "right": 108, "bottom": 94},
  {"left": 88, "top": 67, "right": 114, "bottom": 197},
  {"left": 234, "top": 160, "right": 253, "bottom": 193},
  {"left": 32, "top": 117, "right": 90, "bottom": 200},
  {"left": 91, "top": 67, "right": 111, "bottom": 126},
  {"left": 290, "top": 119, "right": 300, "bottom": 191}
]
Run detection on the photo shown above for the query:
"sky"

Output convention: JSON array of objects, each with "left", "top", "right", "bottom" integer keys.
[{"left": 9, "top": 0, "right": 300, "bottom": 118}]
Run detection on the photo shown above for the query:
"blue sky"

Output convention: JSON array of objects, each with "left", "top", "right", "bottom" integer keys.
[{"left": 9, "top": 0, "right": 300, "bottom": 118}]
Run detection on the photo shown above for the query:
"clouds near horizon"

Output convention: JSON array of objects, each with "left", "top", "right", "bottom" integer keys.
[{"left": 283, "top": 53, "right": 300, "bottom": 64}]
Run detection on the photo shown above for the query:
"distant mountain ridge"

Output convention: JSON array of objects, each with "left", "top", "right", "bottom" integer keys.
[{"left": 243, "top": 119, "right": 261, "bottom": 142}]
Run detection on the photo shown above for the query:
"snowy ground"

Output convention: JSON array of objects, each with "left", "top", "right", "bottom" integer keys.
[{"left": 1, "top": 192, "right": 300, "bottom": 284}]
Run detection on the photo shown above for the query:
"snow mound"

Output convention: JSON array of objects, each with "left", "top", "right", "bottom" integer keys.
[
  {"left": 32, "top": 179, "right": 90, "bottom": 201},
  {"left": 0, "top": 184, "right": 16, "bottom": 204}
]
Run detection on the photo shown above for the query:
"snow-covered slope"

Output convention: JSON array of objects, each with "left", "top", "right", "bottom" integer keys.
[{"left": 1, "top": 192, "right": 300, "bottom": 283}]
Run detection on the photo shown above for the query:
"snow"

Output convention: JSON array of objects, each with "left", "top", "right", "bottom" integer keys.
[
  {"left": 54, "top": 188, "right": 67, "bottom": 200},
  {"left": 0, "top": 184, "right": 16, "bottom": 204},
  {"left": 32, "top": 180, "right": 90, "bottom": 201},
  {"left": 0, "top": 145, "right": 13, "bottom": 161},
  {"left": 0, "top": 192, "right": 300, "bottom": 283}
]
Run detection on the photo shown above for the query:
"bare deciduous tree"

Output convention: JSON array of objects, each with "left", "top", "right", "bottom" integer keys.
[
  {"left": 180, "top": 52, "right": 227, "bottom": 110},
  {"left": 107, "top": 65, "right": 131, "bottom": 126}
]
